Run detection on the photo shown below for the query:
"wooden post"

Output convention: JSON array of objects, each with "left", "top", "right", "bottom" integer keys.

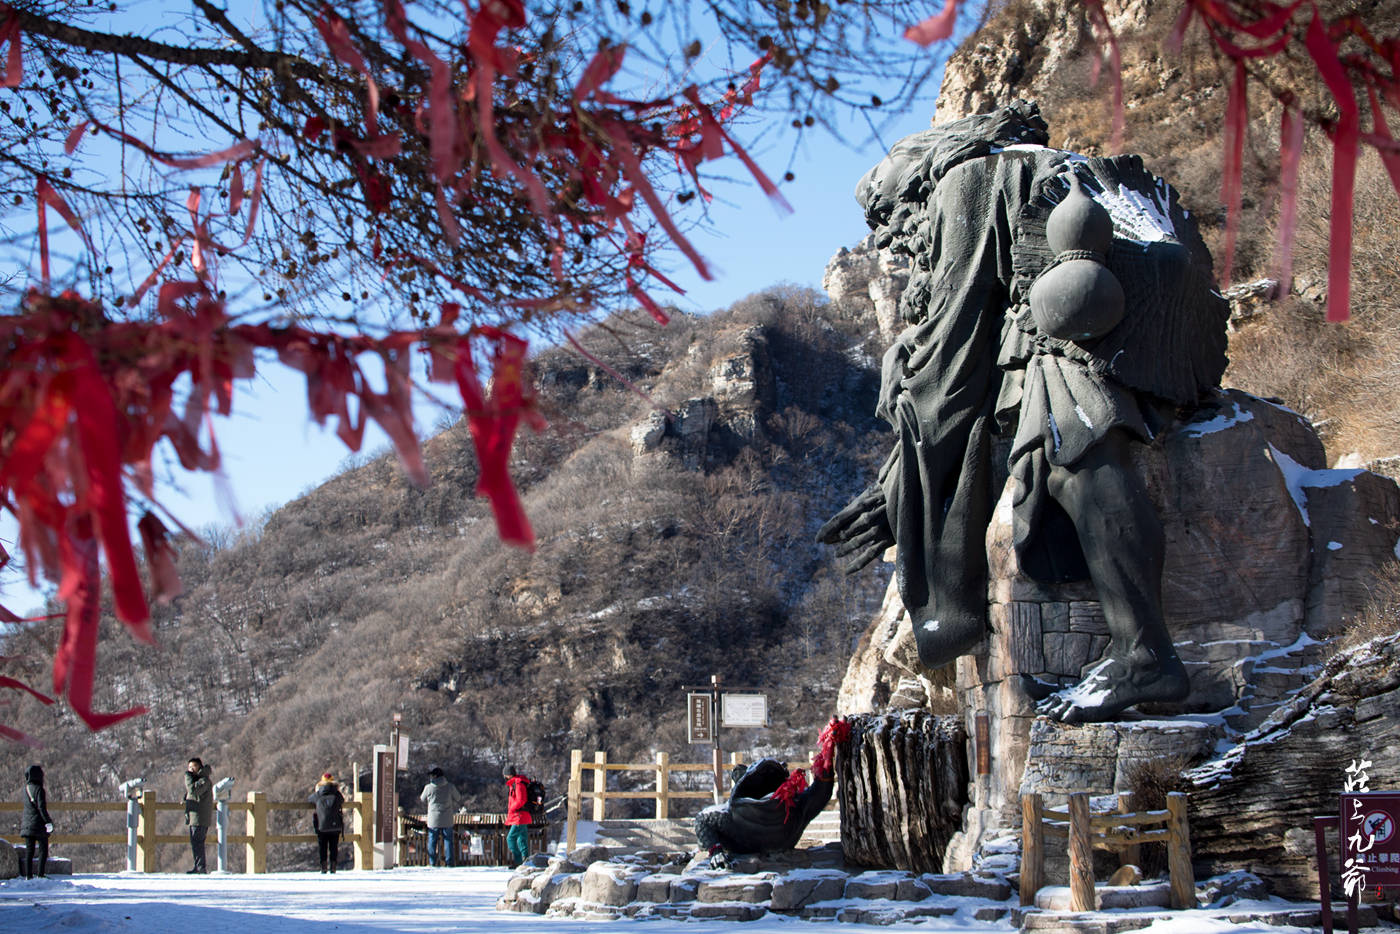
[
  {"left": 1117, "top": 791, "right": 1141, "bottom": 869},
  {"left": 1166, "top": 792, "right": 1195, "bottom": 910},
  {"left": 1315, "top": 815, "right": 1336, "bottom": 934},
  {"left": 137, "top": 790, "right": 157, "bottom": 873},
  {"left": 246, "top": 791, "right": 268, "bottom": 874},
  {"left": 592, "top": 751, "right": 607, "bottom": 822},
  {"left": 354, "top": 791, "right": 374, "bottom": 870},
  {"left": 1068, "top": 792, "right": 1095, "bottom": 912},
  {"left": 395, "top": 809, "right": 407, "bottom": 866},
  {"left": 1020, "top": 793, "right": 1044, "bottom": 907},
  {"left": 712, "top": 746, "right": 724, "bottom": 804},
  {"left": 567, "top": 749, "right": 582, "bottom": 854},
  {"left": 655, "top": 751, "right": 670, "bottom": 820}
]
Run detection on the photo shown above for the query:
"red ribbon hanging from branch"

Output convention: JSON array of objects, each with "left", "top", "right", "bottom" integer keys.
[
  {"left": 0, "top": 3, "right": 21, "bottom": 88},
  {"left": 1305, "top": 8, "right": 1359, "bottom": 323},
  {"left": 904, "top": 0, "right": 959, "bottom": 46},
  {"left": 1220, "top": 60, "right": 1249, "bottom": 285},
  {"left": 52, "top": 518, "right": 148, "bottom": 731},
  {"left": 435, "top": 326, "right": 539, "bottom": 549},
  {"left": 1272, "top": 103, "right": 1306, "bottom": 296}
]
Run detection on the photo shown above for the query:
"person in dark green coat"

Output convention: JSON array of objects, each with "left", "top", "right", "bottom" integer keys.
[
  {"left": 184, "top": 757, "right": 214, "bottom": 873},
  {"left": 20, "top": 764, "right": 53, "bottom": 879}
]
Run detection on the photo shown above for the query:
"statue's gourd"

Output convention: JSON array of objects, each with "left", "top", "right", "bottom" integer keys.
[{"left": 1029, "top": 173, "right": 1125, "bottom": 342}]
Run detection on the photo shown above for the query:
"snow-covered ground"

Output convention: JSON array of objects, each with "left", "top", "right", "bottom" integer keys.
[{"left": 0, "top": 869, "right": 1328, "bottom": 934}]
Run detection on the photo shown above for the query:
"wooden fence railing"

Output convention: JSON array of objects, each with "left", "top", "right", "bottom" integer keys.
[
  {"left": 3, "top": 791, "right": 374, "bottom": 873},
  {"left": 396, "top": 812, "right": 550, "bottom": 867},
  {"left": 565, "top": 750, "right": 818, "bottom": 853},
  {"left": 1020, "top": 790, "right": 1194, "bottom": 912},
  {"left": 0, "top": 800, "right": 127, "bottom": 846}
]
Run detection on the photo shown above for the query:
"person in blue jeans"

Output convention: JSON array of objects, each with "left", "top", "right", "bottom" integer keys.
[{"left": 419, "top": 767, "right": 461, "bottom": 867}]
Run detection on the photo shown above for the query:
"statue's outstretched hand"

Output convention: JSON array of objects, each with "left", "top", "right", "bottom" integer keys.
[{"left": 817, "top": 483, "right": 893, "bottom": 573}]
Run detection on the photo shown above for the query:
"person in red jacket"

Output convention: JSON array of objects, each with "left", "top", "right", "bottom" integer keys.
[{"left": 503, "top": 764, "right": 532, "bottom": 869}]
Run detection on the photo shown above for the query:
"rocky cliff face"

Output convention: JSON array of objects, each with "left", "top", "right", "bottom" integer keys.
[{"left": 1187, "top": 632, "right": 1400, "bottom": 898}]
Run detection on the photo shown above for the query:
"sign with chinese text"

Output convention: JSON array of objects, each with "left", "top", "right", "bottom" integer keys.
[
  {"left": 687, "top": 693, "right": 713, "bottom": 744},
  {"left": 375, "top": 748, "right": 396, "bottom": 844},
  {"left": 720, "top": 693, "right": 768, "bottom": 728},
  {"left": 1341, "top": 791, "right": 1400, "bottom": 887}
]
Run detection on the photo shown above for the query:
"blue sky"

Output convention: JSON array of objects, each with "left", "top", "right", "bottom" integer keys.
[{"left": 147, "top": 103, "right": 939, "bottom": 536}]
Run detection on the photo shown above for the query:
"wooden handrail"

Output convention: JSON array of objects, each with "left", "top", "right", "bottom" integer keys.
[
  {"left": 0, "top": 801, "right": 126, "bottom": 813},
  {"left": 564, "top": 749, "right": 830, "bottom": 853},
  {"left": 2, "top": 790, "right": 373, "bottom": 875},
  {"left": 1020, "top": 791, "right": 1195, "bottom": 912}
]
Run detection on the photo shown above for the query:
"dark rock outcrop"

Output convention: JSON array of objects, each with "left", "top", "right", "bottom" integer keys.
[
  {"left": 834, "top": 711, "right": 970, "bottom": 873},
  {"left": 1188, "top": 632, "right": 1400, "bottom": 899}
]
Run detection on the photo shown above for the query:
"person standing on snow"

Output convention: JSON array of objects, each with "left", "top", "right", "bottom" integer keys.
[
  {"left": 20, "top": 764, "right": 54, "bottom": 879},
  {"left": 503, "top": 764, "right": 532, "bottom": 869},
  {"left": 184, "top": 757, "right": 214, "bottom": 873},
  {"left": 310, "top": 772, "right": 346, "bottom": 873},
  {"left": 419, "top": 766, "right": 461, "bottom": 867}
]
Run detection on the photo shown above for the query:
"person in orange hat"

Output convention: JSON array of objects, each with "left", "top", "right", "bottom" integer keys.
[{"left": 309, "top": 772, "right": 345, "bottom": 873}]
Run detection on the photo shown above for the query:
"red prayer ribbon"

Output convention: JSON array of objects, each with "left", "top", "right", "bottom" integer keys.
[
  {"left": 1305, "top": 8, "right": 1359, "bottom": 322},
  {"left": 904, "top": 0, "right": 959, "bottom": 47},
  {"left": 0, "top": 3, "right": 21, "bottom": 88},
  {"left": 1220, "top": 60, "right": 1248, "bottom": 285}
]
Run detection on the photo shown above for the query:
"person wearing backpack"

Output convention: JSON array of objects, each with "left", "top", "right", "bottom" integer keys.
[
  {"left": 20, "top": 764, "right": 54, "bottom": 879},
  {"left": 419, "top": 767, "right": 462, "bottom": 867},
  {"left": 503, "top": 764, "right": 533, "bottom": 869},
  {"left": 309, "top": 772, "right": 345, "bottom": 873}
]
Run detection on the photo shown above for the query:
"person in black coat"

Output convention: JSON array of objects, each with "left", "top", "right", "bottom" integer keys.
[
  {"left": 309, "top": 772, "right": 345, "bottom": 873},
  {"left": 183, "top": 757, "right": 214, "bottom": 874},
  {"left": 20, "top": 764, "right": 53, "bottom": 879}
]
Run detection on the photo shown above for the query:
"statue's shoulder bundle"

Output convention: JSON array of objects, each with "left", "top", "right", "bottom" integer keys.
[{"left": 1010, "top": 154, "right": 1229, "bottom": 405}]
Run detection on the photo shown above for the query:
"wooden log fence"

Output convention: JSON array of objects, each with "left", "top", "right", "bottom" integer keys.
[
  {"left": 1021, "top": 790, "right": 1194, "bottom": 912},
  {"left": 0, "top": 800, "right": 128, "bottom": 846},
  {"left": 565, "top": 749, "right": 819, "bottom": 854},
  {"left": 3, "top": 790, "right": 375, "bottom": 873}
]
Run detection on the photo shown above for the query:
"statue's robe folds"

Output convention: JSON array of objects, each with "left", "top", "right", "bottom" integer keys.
[{"left": 874, "top": 146, "right": 1227, "bottom": 669}]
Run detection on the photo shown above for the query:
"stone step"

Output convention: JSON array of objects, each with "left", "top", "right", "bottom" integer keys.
[
  {"left": 796, "top": 809, "right": 842, "bottom": 847},
  {"left": 590, "top": 819, "right": 695, "bottom": 854},
  {"left": 1015, "top": 903, "right": 1377, "bottom": 933},
  {"left": 501, "top": 851, "right": 1018, "bottom": 926},
  {"left": 5, "top": 845, "right": 73, "bottom": 877},
  {"left": 1224, "top": 665, "right": 1322, "bottom": 732}
]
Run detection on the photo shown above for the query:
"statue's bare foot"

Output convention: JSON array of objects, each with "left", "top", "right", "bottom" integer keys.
[
  {"left": 1018, "top": 674, "right": 1063, "bottom": 703},
  {"left": 1035, "top": 654, "right": 1189, "bottom": 723}
]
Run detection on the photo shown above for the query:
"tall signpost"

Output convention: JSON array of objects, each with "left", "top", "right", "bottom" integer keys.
[
  {"left": 684, "top": 675, "right": 769, "bottom": 805},
  {"left": 372, "top": 713, "right": 404, "bottom": 870},
  {"left": 373, "top": 744, "right": 395, "bottom": 869},
  {"left": 709, "top": 675, "right": 723, "bottom": 804}
]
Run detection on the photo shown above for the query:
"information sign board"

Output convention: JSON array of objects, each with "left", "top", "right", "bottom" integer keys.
[
  {"left": 720, "top": 693, "right": 768, "bottom": 728},
  {"left": 1341, "top": 791, "right": 1400, "bottom": 886},
  {"left": 687, "top": 692, "right": 713, "bottom": 744}
]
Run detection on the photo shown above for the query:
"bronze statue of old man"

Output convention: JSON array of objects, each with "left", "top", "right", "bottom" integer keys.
[{"left": 820, "top": 101, "right": 1229, "bottom": 723}]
